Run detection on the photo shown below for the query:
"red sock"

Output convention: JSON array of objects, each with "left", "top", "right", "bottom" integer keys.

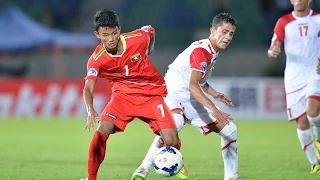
[
  {"left": 163, "top": 139, "right": 182, "bottom": 150},
  {"left": 87, "top": 131, "right": 109, "bottom": 180}
]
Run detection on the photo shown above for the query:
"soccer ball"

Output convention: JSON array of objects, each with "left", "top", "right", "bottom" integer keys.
[{"left": 152, "top": 146, "right": 184, "bottom": 177}]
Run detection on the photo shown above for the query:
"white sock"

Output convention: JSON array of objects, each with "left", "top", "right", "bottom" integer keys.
[
  {"left": 219, "top": 122, "right": 238, "bottom": 177},
  {"left": 313, "top": 126, "right": 320, "bottom": 141},
  {"left": 308, "top": 114, "right": 320, "bottom": 141},
  {"left": 296, "top": 128, "right": 319, "bottom": 165},
  {"left": 140, "top": 136, "right": 163, "bottom": 171},
  {"left": 139, "top": 113, "right": 185, "bottom": 171}
]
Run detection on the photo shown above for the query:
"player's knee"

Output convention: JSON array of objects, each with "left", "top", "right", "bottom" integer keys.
[
  {"left": 160, "top": 127, "right": 180, "bottom": 147},
  {"left": 162, "top": 134, "right": 179, "bottom": 148},
  {"left": 306, "top": 98, "right": 320, "bottom": 117},
  {"left": 211, "top": 120, "right": 235, "bottom": 133},
  {"left": 296, "top": 116, "right": 310, "bottom": 130},
  {"left": 306, "top": 107, "right": 319, "bottom": 118},
  {"left": 307, "top": 113, "right": 320, "bottom": 127},
  {"left": 220, "top": 121, "right": 237, "bottom": 134},
  {"left": 163, "top": 139, "right": 177, "bottom": 148},
  {"left": 172, "top": 113, "right": 185, "bottom": 132},
  {"left": 164, "top": 141, "right": 177, "bottom": 148},
  {"left": 97, "top": 121, "right": 116, "bottom": 136}
]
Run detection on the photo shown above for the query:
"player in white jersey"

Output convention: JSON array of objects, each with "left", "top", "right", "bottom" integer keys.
[
  {"left": 132, "top": 13, "right": 240, "bottom": 180},
  {"left": 267, "top": 0, "right": 320, "bottom": 173}
]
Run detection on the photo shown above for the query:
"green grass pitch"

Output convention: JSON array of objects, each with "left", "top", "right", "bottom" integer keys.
[{"left": 0, "top": 118, "right": 319, "bottom": 180}]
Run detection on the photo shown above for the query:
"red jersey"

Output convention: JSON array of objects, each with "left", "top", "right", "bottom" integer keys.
[{"left": 85, "top": 25, "right": 167, "bottom": 96}]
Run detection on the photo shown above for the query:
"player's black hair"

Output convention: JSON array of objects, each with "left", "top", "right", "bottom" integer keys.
[
  {"left": 93, "top": 9, "right": 120, "bottom": 31},
  {"left": 211, "top": 13, "right": 237, "bottom": 28}
]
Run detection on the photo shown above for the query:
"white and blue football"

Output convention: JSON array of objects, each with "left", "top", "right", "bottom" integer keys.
[{"left": 152, "top": 146, "right": 184, "bottom": 177}]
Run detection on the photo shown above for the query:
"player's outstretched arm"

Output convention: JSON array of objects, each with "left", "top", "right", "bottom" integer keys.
[
  {"left": 202, "top": 83, "right": 233, "bottom": 107},
  {"left": 83, "top": 79, "right": 99, "bottom": 132},
  {"left": 189, "top": 70, "right": 230, "bottom": 123}
]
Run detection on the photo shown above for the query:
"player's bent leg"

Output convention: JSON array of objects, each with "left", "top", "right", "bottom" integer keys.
[
  {"left": 133, "top": 97, "right": 183, "bottom": 180},
  {"left": 159, "top": 128, "right": 179, "bottom": 148},
  {"left": 157, "top": 109, "right": 188, "bottom": 180},
  {"left": 147, "top": 96, "right": 180, "bottom": 148},
  {"left": 159, "top": 125, "right": 188, "bottom": 180},
  {"left": 170, "top": 112, "right": 189, "bottom": 179},
  {"left": 132, "top": 112, "right": 187, "bottom": 180},
  {"left": 306, "top": 97, "right": 320, "bottom": 157},
  {"left": 161, "top": 111, "right": 184, "bottom": 148},
  {"left": 86, "top": 121, "right": 117, "bottom": 180},
  {"left": 197, "top": 120, "right": 239, "bottom": 179},
  {"left": 296, "top": 115, "right": 320, "bottom": 172},
  {"left": 187, "top": 100, "right": 239, "bottom": 179},
  {"left": 131, "top": 136, "right": 164, "bottom": 180},
  {"left": 97, "top": 120, "right": 117, "bottom": 135},
  {"left": 208, "top": 118, "right": 229, "bottom": 134},
  {"left": 211, "top": 122, "right": 239, "bottom": 179}
]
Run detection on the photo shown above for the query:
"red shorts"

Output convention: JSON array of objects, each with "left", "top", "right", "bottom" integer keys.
[{"left": 100, "top": 93, "right": 176, "bottom": 134}]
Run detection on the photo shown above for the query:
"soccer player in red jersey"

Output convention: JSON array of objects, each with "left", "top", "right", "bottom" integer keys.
[{"left": 81, "top": 9, "right": 180, "bottom": 180}]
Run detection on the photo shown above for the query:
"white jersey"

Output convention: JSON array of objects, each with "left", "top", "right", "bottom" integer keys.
[
  {"left": 272, "top": 10, "right": 320, "bottom": 93},
  {"left": 164, "top": 39, "right": 218, "bottom": 100}
]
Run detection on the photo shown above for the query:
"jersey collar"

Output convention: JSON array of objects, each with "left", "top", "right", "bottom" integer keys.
[
  {"left": 206, "top": 38, "right": 216, "bottom": 54},
  {"left": 103, "top": 35, "right": 127, "bottom": 57},
  {"left": 292, "top": 9, "right": 313, "bottom": 20}
]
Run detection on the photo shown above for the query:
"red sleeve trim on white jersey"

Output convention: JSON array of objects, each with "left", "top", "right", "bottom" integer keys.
[
  {"left": 189, "top": 47, "right": 213, "bottom": 75},
  {"left": 311, "top": 11, "right": 320, "bottom": 16},
  {"left": 274, "top": 13, "right": 296, "bottom": 42}
]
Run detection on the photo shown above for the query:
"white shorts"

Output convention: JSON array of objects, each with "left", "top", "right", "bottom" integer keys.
[
  {"left": 164, "top": 95, "right": 218, "bottom": 135},
  {"left": 286, "top": 81, "right": 320, "bottom": 121}
]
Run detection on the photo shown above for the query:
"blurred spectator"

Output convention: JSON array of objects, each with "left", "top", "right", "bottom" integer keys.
[
  {"left": 213, "top": 0, "right": 229, "bottom": 14},
  {"left": 311, "top": 0, "right": 320, "bottom": 9},
  {"left": 49, "top": 0, "right": 81, "bottom": 29},
  {"left": 41, "top": 4, "right": 53, "bottom": 27},
  {"left": 119, "top": 0, "right": 134, "bottom": 17},
  {"left": 0, "top": 62, "right": 28, "bottom": 77},
  {"left": 0, "top": 0, "right": 81, "bottom": 29},
  {"left": 164, "top": 0, "right": 195, "bottom": 28},
  {"left": 260, "top": 0, "right": 277, "bottom": 31},
  {"left": 275, "top": 0, "right": 292, "bottom": 17}
]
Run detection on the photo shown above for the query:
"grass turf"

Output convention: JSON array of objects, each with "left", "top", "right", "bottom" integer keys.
[{"left": 0, "top": 118, "right": 318, "bottom": 180}]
